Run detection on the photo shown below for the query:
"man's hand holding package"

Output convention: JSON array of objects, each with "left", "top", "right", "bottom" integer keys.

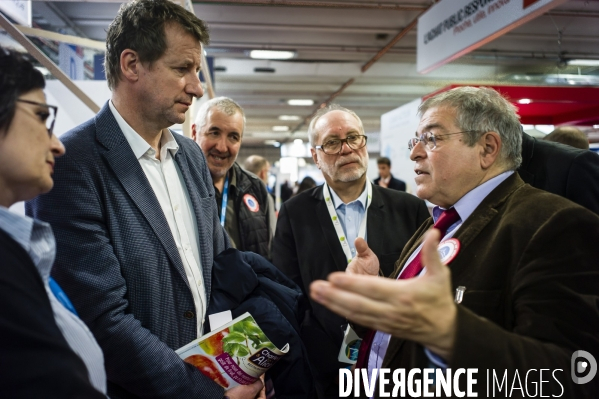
[
  {"left": 224, "top": 377, "right": 264, "bottom": 399},
  {"left": 310, "top": 229, "right": 457, "bottom": 360}
]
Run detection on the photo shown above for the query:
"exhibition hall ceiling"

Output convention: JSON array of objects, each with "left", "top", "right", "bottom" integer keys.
[{"left": 25, "top": 0, "right": 599, "bottom": 145}]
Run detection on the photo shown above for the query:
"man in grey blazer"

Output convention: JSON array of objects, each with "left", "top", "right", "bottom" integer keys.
[{"left": 27, "top": 1, "right": 262, "bottom": 398}]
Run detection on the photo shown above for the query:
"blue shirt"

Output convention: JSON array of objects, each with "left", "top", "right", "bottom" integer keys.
[
  {"left": 329, "top": 184, "right": 369, "bottom": 257},
  {"left": 0, "top": 206, "right": 107, "bottom": 394},
  {"left": 367, "top": 171, "right": 514, "bottom": 392}
]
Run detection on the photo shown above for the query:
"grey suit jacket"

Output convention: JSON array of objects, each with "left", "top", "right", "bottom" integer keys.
[{"left": 27, "top": 102, "right": 229, "bottom": 398}]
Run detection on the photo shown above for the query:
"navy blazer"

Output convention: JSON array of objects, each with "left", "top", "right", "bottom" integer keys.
[
  {"left": 27, "top": 102, "right": 229, "bottom": 398},
  {"left": 208, "top": 249, "right": 315, "bottom": 398}
]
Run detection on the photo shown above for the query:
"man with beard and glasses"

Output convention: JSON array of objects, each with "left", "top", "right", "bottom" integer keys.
[
  {"left": 272, "top": 104, "right": 429, "bottom": 398},
  {"left": 26, "top": 1, "right": 263, "bottom": 398},
  {"left": 192, "top": 97, "right": 273, "bottom": 259}
]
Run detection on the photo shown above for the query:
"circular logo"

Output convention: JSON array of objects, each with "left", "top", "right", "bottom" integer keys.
[
  {"left": 345, "top": 339, "right": 362, "bottom": 361},
  {"left": 437, "top": 238, "right": 460, "bottom": 265},
  {"left": 243, "top": 194, "right": 260, "bottom": 212}
]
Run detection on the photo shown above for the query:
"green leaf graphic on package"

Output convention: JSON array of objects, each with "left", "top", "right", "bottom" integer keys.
[
  {"left": 222, "top": 317, "right": 276, "bottom": 361},
  {"left": 176, "top": 312, "right": 289, "bottom": 389}
]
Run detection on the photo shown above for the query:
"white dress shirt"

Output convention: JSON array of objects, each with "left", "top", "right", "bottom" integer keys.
[
  {"left": 109, "top": 101, "right": 206, "bottom": 337},
  {"left": 329, "top": 184, "right": 369, "bottom": 257}
]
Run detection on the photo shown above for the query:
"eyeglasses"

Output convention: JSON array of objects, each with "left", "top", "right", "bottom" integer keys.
[
  {"left": 16, "top": 99, "right": 58, "bottom": 137},
  {"left": 408, "top": 131, "right": 476, "bottom": 151},
  {"left": 315, "top": 134, "right": 367, "bottom": 155}
]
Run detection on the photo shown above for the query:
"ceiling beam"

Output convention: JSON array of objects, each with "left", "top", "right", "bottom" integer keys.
[
  {"left": 361, "top": 14, "right": 421, "bottom": 73},
  {"left": 0, "top": 13, "right": 100, "bottom": 113},
  {"left": 43, "top": 1, "right": 90, "bottom": 38},
  {"left": 285, "top": 3, "right": 430, "bottom": 137},
  {"left": 546, "top": 10, "right": 599, "bottom": 19},
  {"left": 15, "top": 25, "right": 105, "bottom": 50},
  {"left": 193, "top": 1, "right": 427, "bottom": 10}
]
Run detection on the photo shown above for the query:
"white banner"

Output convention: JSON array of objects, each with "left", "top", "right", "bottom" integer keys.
[
  {"left": 417, "top": 0, "right": 567, "bottom": 74},
  {"left": 380, "top": 98, "right": 422, "bottom": 194},
  {"left": 59, "top": 43, "right": 84, "bottom": 80},
  {"left": 0, "top": 0, "right": 31, "bottom": 27}
]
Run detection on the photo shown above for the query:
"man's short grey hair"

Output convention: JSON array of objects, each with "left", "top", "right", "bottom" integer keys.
[
  {"left": 194, "top": 96, "right": 246, "bottom": 133},
  {"left": 307, "top": 104, "right": 364, "bottom": 146},
  {"left": 419, "top": 86, "right": 522, "bottom": 170},
  {"left": 243, "top": 155, "right": 269, "bottom": 175}
]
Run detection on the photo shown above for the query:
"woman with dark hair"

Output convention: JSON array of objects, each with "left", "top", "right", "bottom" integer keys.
[{"left": 0, "top": 47, "right": 106, "bottom": 398}]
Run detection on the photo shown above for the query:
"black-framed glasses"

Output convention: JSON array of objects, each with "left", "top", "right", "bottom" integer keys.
[
  {"left": 315, "top": 134, "right": 367, "bottom": 155},
  {"left": 408, "top": 131, "right": 477, "bottom": 151},
  {"left": 16, "top": 99, "right": 58, "bottom": 137}
]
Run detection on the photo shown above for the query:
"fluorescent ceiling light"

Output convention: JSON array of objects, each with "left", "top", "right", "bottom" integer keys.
[
  {"left": 264, "top": 140, "right": 281, "bottom": 147},
  {"left": 288, "top": 99, "right": 314, "bottom": 106},
  {"left": 294, "top": 139, "right": 304, "bottom": 145},
  {"left": 594, "top": 125, "right": 599, "bottom": 129},
  {"left": 568, "top": 59, "right": 599, "bottom": 67},
  {"left": 278, "top": 115, "right": 301, "bottom": 121},
  {"left": 250, "top": 50, "right": 295, "bottom": 60},
  {"left": 518, "top": 98, "right": 532, "bottom": 104},
  {"left": 273, "top": 125, "right": 290, "bottom": 132}
]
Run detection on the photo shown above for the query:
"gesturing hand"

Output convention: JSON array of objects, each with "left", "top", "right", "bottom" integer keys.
[
  {"left": 346, "top": 237, "right": 380, "bottom": 276},
  {"left": 310, "top": 228, "right": 457, "bottom": 360}
]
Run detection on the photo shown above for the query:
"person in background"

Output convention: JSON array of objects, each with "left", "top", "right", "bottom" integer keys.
[
  {"left": 272, "top": 104, "right": 429, "bottom": 398},
  {"left": 519, "top": 129, "right": 599, "bottom": 215},
  {"left": 26, "top": 1, "right": 263, "bottom": 398},
  {"left": 279, "top": 181, "right": 293, "bottom": 203},
  {"left": 0, "top": 47, "right": 106, "bottom": 398},
  {"left": 543, "top": 126, "right": 589, "bottom": 150},
  {"left": 373, "top": 156, "right": 406, "bottom": 191},
  {"left": 294, "top": 176, "right": 317, "bottom": 196},
  {"left": 243, "top": 155, "right": 276, "bottom": 235},
  {"left": 243, "top": 155, "right": 270, "bottom": 185},
  {"left": 192, "top": 98, "right": 273, "bottom": 259},
  {"left": 311, "top": 86, "right": 599, "bottom": 398}
]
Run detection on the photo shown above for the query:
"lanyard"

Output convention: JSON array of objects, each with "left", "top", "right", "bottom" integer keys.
[
  {"left": 220, "top": 175, "right": 229, "bottom": 227},
  {"left": 49, "top": 276, "right": 79, "bottom": 316},
  {"left": 322, "top": 180, "right": 373, "bottom": 264}
]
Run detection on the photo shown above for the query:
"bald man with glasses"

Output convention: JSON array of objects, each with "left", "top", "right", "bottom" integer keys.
[{"left": 271, "top": 104, "right": 429, "bottom": 398}]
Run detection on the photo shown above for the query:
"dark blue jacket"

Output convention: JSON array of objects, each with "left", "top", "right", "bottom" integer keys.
[
  {"left": 374, "top": 174, "right": 406, "bottom": 191},
  {"left": 208, "top": 249, "right": 314, "bottom": 398}
]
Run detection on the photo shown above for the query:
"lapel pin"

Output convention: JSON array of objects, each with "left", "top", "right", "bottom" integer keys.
[
  {"left": 455, "top": 286, "right": 466, "bottom": 304},
  {"left": 437, "top": 238, "right": 460, "bottom": 265}
]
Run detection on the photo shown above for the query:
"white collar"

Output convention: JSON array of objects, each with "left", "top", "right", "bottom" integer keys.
[
  {"left": 328, "top": 181, "right": 369, "bottom": 210},
  {"left": 434, "top": 170, "right": 514, "bottom": 223},
  {"left": 108, "top": 100, "right": 179, "bottom": 160}
]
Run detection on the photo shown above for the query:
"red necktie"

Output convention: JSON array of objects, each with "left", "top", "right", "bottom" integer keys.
[
  {"left": 354, "top": 207, "right": 460, "bottom": 369},
  {"left": 396, "top": 207, "right": 460, "bottom": 280}
]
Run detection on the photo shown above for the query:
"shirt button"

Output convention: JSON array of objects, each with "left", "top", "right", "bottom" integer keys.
[
  {"left": 197, "top": 279, "right": 202, "bottom": 286},
  {"left": 174, "top": 204, "right": 179, "bottom": 211},
  {"left": 183, "top": 311, "right": 195, "bottom": 319}
]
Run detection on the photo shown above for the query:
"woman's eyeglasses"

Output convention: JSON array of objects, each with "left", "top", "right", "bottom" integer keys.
[{"left": 16, "top": 99, "right": 58, "bottom": 137}]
